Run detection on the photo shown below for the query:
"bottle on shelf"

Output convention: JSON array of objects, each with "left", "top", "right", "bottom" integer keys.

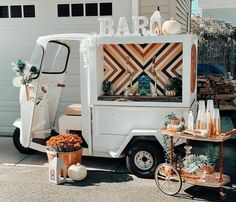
[{"left": 188, "top": 111, "right": 194, "bottom": 130}]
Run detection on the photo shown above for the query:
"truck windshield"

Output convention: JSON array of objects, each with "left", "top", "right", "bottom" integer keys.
[{"left": 30, "top": 44, "right": 44, "bottom": 79}]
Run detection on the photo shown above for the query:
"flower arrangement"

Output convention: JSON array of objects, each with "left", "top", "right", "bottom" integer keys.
[
  {"left": 46, "top": 134, "right": 83, "bottom": 152},
  {"left": 11, "top": 59, "right": 39, "bottom": 87},
  {"left": 162, "top": 112, "right": 185, "bottom": 132}
]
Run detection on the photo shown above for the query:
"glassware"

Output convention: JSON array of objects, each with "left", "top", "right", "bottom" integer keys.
[
  {"left": 205, "top": 100, "right": 214, "bottom": 137},
  {"left": 214, "top": 108, "right": 221, "bottom": 136},
  {"left": 196, "top": 100, "right": 205, "bottom": 130},
  {"left": 151, "top": 86, "right": 157, "bottom": 97},
  {"left": 199, "top": 100, "right": 206, "bottom": 111},
  {"left": 207, "top": 100, "right": 214, "bottom": 113},
  {"left": 124, "top": 87, "right": 130, "bottom": 97},
  {"left": 196, "top": 109, "right": 203, "bottom": 129}
]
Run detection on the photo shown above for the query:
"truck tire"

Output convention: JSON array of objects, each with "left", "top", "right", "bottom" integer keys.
[
  {"left": 13, "top": 128, "right": 36, "bottom": 154},
  {"left": 126, "top": 142, "right": 163, "bottom": 178}
]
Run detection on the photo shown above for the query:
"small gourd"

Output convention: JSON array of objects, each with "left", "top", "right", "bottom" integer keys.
[
  {"left": 68, "top": 163, "right": 87, "bottom": 181},
  {"left": 165, "top": 90, "right": 176, "bottom": 97},
  {"left": 162, "top": 17, "right": 181, "bottom": 35}
]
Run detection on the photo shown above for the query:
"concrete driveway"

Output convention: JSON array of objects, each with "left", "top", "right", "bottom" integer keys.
[
  {"left": 0, "top": 136, "right": 126, "bottom": 171},
  {"left": 1, "top": 135, "right": 236, "bottom": 202}
]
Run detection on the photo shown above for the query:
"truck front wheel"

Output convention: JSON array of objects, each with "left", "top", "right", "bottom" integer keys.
[
  {"left": 13, "top": 128, "right": 36, "bottom": 154},
  {"left": 126, "top": 142, "right": 163, "bottom": 178}
]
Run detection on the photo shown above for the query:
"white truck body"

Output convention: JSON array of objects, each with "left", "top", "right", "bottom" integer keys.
[{"left": 13, "top": 33, "right": 197, "bottom": 176}]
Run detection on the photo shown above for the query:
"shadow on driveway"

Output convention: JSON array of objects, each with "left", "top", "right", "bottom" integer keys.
[{"left": 64, "top": 170, "right": 133, "bottom": 187}]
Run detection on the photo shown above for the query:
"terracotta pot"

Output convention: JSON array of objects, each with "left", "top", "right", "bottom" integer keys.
[
  {"left": 171, "top": 119, "right": 180, "bottom": 125},
  {"left": 204, "top": 165, "right": 215, "bottom": 174},
  {"left": 46, "top": 149, "right": 82, "bottom": 176}
]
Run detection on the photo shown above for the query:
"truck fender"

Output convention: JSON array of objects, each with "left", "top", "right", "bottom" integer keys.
[
  {"left": 13, "top": 118, "right": 22, "bottom": 130},
  {"left": 109, "top": 129, "right": 162, "bottom": 158}
]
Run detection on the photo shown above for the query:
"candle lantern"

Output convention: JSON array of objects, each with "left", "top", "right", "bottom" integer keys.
[
  {"left": 48, "top": 153, "right": 67, "bottom": 185},
  {"left": 150, "top": 6, "right": 162, "bottom": 35}
]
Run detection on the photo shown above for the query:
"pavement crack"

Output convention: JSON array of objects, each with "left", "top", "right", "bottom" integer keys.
[{"left": 14, "top": 155, "right": 30, "bottom": 166}]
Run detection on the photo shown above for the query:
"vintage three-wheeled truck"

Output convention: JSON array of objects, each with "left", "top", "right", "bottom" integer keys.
[{"left": 12, "top": 34, "right": 197, "bottom": 177}]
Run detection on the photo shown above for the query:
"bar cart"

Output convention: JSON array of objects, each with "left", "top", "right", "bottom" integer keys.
[{"left": 155, "top": 129, "right": 236, "bottom": 200}]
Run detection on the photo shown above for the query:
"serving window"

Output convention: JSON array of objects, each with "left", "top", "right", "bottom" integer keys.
[{"left": 98, "top": 42, "right": 183, "bottom": 102}]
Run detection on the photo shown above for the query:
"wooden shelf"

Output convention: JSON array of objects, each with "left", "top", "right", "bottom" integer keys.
[
  {"left": 182, "top": 172, "right": 230, "bottom": 188},
  {"left": 98, "top": 95, "right": 182, "bottom": 102}
]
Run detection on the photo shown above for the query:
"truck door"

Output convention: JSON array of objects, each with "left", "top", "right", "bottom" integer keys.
[{"left": 30, "top": 41, "right": 70, "bottom": 139}]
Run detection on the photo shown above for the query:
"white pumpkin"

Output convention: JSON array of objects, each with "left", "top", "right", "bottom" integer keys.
[
  {"left": 165, "top": 90, "right": 176, "bottom": 97},
  {"left": 68, "top": 163, "right": 87, "bottom": 181},
  {"left": 162, "top": 17, "right": 181, "bottom": 35}
]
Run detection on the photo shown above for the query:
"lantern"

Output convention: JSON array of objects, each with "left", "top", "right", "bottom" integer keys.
[
  {"left": 150, "top": 6, "right": 162, "bottom": 35},
  {"left": 48, "top": 153, "right": 67, "bottom": 185}
]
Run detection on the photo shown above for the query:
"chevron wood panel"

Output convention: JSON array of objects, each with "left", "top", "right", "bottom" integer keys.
[{"left": 103, "top": 43, "right": 183, "bottom": 95}]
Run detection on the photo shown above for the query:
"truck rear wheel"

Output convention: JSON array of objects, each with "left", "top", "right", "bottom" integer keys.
[
  {"left": 126, "top": 142, "right": 163, "bottom": 178},
  {"left": 13, "top": 128, "right": 36, "bottom": 154}
]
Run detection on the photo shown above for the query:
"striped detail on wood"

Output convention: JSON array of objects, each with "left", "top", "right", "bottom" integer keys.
[{"left": 103, "top": 43, "right": 183, "bottom": 95}]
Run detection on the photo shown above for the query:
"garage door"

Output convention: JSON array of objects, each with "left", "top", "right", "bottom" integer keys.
[{"left": 0, "top": 0, "right": 133, "bottom": 135}]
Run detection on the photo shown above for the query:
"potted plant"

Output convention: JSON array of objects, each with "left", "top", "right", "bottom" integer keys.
[
  {"left": 46, "top": 134, "right": 83, "bottom": 175},
  {"left": 183, "top": 154, "right": 208, "bottom": 174},
  {"left": 204, "top": 144, "right": 218, "bottom": 174},
  {"left": 162, "top": 112, "right": 185, "bottom": 132}
]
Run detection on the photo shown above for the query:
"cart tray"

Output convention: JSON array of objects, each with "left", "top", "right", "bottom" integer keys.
[
  {"left": 160, "top": 129, "right": 236, "bottom": 142},
  {"left": 182, "top": 172, "right": 230, "bottom": 188}
]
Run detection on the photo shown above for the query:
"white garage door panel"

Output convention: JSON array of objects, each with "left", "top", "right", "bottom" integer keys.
[{"left": 0, "top": 111, "right": 19, "bottom": 134}]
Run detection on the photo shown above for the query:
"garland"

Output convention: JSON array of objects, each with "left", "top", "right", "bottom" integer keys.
[{"left": 80, "top": 34, "right": 97, "bottom": 69}]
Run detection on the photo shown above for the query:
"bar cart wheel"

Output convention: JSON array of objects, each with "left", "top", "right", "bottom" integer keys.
[
  {"left": 219, "top": 191, "right": 227, "bottom": 200},
  {"left": 155, "top": 163, "right": 182, "bottom": 196}
]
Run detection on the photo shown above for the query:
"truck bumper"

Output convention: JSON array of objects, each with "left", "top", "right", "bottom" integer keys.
[{"left": 13, "top": 118, "right": 22, "bottom": 130}]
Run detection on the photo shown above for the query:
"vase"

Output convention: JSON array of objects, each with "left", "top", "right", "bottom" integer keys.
[
  {"left": 25, "top": 84, "right": 30, "bottom": 101},
  {"left": 184, "top": 146, "right": 192, "bottom": 163},
  {"left": 46, "top": 149, "right": 82, "bottom": 176},
  {"left": 203, "top": 165, "right": 215, "bottom": 174}
]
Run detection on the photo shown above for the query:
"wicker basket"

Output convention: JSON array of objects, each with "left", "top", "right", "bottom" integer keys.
[{"left": 46, "top": 149, "right": 82, "bottom": 176}]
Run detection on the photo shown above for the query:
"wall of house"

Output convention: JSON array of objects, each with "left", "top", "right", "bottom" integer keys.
[
  {"left": 138, "top": 0, "right": 171, "bottom": 20},
  {"left": 199, "top": 0, "right": 236, "bottom": 26},
  {"left": 176, "top": 0, "right": 191, "bottom": 32},
  {"left": 138, "top": 0, "right": 191, "bottom": 32},
  {"left": 0, "top": 0, "right": 133, "bottom": 135}
]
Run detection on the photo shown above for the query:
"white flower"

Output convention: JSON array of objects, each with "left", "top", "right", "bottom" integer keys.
[
  {"left": 25, "top": 61, "right": 33, "bottom": 70},
  {"left": 12, "top": 76, "right": 23, "bottom": 87},
  {"left": 80, "top": 34, "right": 97, "bottom": 68}
]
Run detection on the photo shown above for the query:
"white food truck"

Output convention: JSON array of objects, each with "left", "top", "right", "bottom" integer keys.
[{"left": 13, "top": 33, "right": 197, "bottom": 177}]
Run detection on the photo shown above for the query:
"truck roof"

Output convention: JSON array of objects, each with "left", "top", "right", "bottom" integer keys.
[{"left": 37, "top": 33, "right": 89, "bottom": 48}]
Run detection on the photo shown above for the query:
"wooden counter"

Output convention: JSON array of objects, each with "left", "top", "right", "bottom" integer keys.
[{"left": 98, "top": 95, "right": 182, "bottom": 102}]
